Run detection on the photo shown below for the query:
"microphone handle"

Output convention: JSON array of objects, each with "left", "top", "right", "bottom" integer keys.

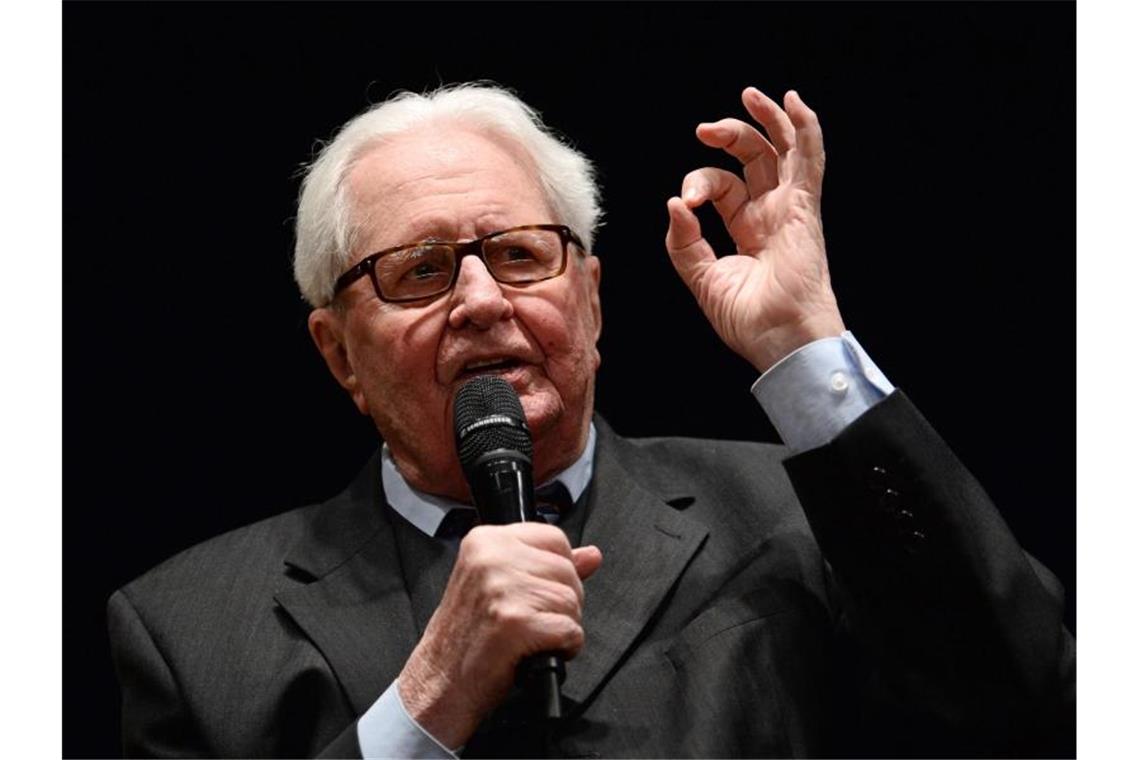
[
  {"left": 470, "top": 454, "right": 564, "bottom": 720},
  {"left": 518, "top": 653, "right": 565, "bottom": 719}
]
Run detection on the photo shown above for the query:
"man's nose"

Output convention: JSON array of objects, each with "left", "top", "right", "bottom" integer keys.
[{"left": 447, "top": 255, "right": 514, "bottom": 329}]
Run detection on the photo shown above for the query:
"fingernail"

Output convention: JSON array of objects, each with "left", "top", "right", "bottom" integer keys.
[{"left": 684, "top": 187, "right": 698, "bottom": 202}]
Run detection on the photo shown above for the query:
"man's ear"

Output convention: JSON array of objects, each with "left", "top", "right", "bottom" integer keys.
[
  {"left": 308, "top": 307, "right": 370, "bottom": 416},
  {"left": 587, "top": 255, "right": 603, "bottom": 344}
]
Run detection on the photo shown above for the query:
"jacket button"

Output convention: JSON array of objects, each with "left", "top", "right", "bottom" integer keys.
[
  {"left": 868, "top": 466, "right": 890, "bottom": 494},
  {"left": 878, "top": 487, "right": 903, "bottom": 513},
  {"left": 902, "top": 529, "right": 927, "bottom": 554},
  {"left": 894, "top": 508, "right": 915, "bottom": 524}
]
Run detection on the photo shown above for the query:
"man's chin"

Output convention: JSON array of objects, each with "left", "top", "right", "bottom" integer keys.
[{"left": 518, "top": 389, "right": 564, "bottom": 438}]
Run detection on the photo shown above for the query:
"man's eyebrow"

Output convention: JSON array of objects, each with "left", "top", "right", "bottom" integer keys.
[
  {"left": 402, "top": 224, "right": 459, "bottom": 244},
  {"left": 385, "top": 229, "right": 451, "bottom": 248},
  {"left": 397, "top": 215, "right": 511, "bottom": 245},
  {"left": 412, "top": 229, "right": 490, "bottom": 245}
]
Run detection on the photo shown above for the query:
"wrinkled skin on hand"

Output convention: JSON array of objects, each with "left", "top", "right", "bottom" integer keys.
[
  {"left": 397, "top": 523, "right": 603, "bottom": 749},
  {"left": 665, "top": 87, "right": 846, "bottom": 373}
]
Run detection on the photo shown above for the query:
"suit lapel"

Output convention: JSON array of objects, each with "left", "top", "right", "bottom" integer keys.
[
  {"left": 561, "top": 421, "right": 708, "bottom": 706},
  {"left": 270, "top": 422, "right": 711, "bottom": 717},
  {"left": 273, "top": 454, "right": 420, "bottom": 715},
  {"left": 390, "top": 509, "right": 459, "bottom": 637}
]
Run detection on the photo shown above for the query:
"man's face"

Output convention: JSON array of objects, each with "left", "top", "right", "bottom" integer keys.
[{"left": 309, "top": 125, "right": 602, "bottom": 500}]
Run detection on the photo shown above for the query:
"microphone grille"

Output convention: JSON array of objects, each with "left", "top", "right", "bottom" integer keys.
[{"left": 453, "top": 376, "right": 533, "bottom": 475}]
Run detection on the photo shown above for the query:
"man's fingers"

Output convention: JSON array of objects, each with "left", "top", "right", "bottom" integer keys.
[
  {"left": 526, "top": 574, "right": 584, "bottom": 618},
  {"left": 502, "top": 521, "right": 574, "bottom": 556},
  {"left": 532, "top": 612, "right": 586, "bottom": 659},
  {"left": 784, "top": 90, "right": 825, "bottom": 190},
  {"left": 520, "top": 547, "right": 586, "bottom": 605},
  {"left": 682, "top": 167, "right": 750, "bottom": 230},
  {"left": 695, "top": 119, "right": 779, "bottom": 194},
  {"left": 665, "top": 197, "right": 717, "bottom": 294},
  {"left": 741, "top": 87, "right": 796, "bottom": 154},
  {"left": 571, "top": 545, "right": 603, "bottom": 581}
]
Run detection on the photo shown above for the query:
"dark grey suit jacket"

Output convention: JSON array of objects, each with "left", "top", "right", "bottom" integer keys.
[{"left": 108, "top": 393, "right": 1075, "bottom": 757}]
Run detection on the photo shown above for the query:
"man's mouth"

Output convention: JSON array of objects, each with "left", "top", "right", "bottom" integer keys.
[{"left": 457, "top": 357, "right": 525, "bottom": 381}]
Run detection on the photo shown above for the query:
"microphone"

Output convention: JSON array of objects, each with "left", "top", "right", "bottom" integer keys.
[{"left": 453, "top": 375, "right": 565, "bottom": 720}]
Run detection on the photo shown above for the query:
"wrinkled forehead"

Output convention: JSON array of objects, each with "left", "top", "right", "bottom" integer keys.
[{"left": 343, "top": 125, "right": 556, "bottom": 250}]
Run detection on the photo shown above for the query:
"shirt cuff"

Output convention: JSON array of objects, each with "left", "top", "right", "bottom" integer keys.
[
  {"left": 357, "top": 680, "right": 459, "bottom": 759},
  {"left": 750, "top": 331, "right": 895, "bottom": 454}
]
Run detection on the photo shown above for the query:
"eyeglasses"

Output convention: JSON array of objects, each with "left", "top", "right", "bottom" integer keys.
[{"left": 333, "top": 223, "right": 587, "bottom": 304}]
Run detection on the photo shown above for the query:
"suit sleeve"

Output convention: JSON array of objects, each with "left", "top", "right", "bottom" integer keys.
[{"left": 783, "top": 391, "right": 1075, "bottom": 757}]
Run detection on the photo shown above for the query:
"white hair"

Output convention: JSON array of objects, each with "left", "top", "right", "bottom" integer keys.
[{"left": 293, "top": 83, "right": 604, "bottom": 307}]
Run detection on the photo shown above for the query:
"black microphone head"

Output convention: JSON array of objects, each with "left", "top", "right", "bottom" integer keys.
[{"left": 454, "top": 376, "right": 533, "bottom": 478}]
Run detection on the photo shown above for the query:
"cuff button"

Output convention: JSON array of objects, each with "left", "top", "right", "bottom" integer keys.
[{"left": 829, "top": 371, "right": 850, "bottom": 395}]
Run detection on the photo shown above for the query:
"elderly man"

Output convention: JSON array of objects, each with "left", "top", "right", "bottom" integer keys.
[{"left": 109, "top": 83, "right": 1074, "bottom": 758}]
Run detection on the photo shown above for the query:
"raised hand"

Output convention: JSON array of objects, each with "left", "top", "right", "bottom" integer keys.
[
  {"left": 397, "top": 523, "right": 603, "bottom": 749},
  {"left": 665, "top": 87, "right": 845, "bottom": 373}
]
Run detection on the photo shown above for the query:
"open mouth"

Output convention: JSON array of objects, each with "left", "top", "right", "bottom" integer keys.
[{"left": 457, "top": 357, "right": 524, "bottom": 381}]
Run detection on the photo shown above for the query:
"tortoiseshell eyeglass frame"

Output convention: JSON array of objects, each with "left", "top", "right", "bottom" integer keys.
[{"left": 331, "top": 223, "right": 587, "bottom": 304}]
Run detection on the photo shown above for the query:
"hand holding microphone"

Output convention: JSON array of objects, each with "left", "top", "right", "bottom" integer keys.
[{"left": 396, "top": 377, "right": 602, "bottom": 749}]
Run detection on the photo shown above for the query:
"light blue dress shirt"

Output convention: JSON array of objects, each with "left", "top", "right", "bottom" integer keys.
[{"left": 358, "top": 332, "right": 894, "bottom": 758}]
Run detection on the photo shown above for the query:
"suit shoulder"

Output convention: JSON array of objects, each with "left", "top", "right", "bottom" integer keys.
[
  {"left": 116, "top": 503, "right": 319, "bottom": 605},
  {"left": 608, "top": 430, "right": 804, "bottom": 528},
  {"left": 628, "top": 434, "right": 786, "bottom": 467},
  {"left": 623, "top": 434, "right": 793, "bottom": 495}
]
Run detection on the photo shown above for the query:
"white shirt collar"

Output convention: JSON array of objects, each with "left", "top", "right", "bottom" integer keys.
[{"left": 381, "top": 422, "right": 597, "bottom": 538}]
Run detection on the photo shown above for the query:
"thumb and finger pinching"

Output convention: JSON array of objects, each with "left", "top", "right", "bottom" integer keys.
[{"left": 664, "top": 196, "right": 715, "bottom": 291}]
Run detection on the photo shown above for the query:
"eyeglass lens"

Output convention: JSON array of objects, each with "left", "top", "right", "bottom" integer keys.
[{"left": 374, "top": 228, "right": 564, "bottom": 301}]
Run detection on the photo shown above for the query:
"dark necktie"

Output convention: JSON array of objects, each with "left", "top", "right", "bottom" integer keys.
[
  {"left": 434, "top": 481, "right": 574, "bottom": 539},
  {"left": 535, "top": 480, "right": 574, "bottom": 522},
  {"left": 435, "top": 507, "right": 477, "bottom": 539}
]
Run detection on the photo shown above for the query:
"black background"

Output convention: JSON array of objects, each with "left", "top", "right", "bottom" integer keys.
[{"left": 65, "top": 2, "right": 1074, "bottom": 756}]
